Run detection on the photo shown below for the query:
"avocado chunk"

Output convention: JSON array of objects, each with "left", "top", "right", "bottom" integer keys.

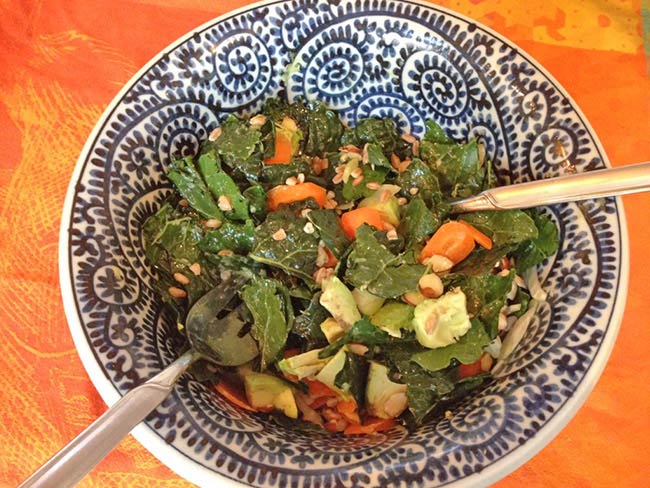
[
  {"left": 351, "top": 288, "right": 385, "bottom": 316},
  {"left": 320, "top": 317, "right": 346, "bottom": 344},
  {"left": 320, "top": 276, "right": 361, "bottom": 329},
  {"left": 314, "top": 346, "right": 352, "bottom": 399},
  {"left": 277, "top": 348, "right": 328, "bottom": 379},
  {"left": 365, "top": 361, "right": 408, "bottom": 419},
  {"left": 412, "top": 289, "right": 471, "bottom": 349},
  {"left": 358, "top": 184, "right": 401, "bottom": 226},
  {"left": 243, "top": 372, "right": 298, "bottom": 418},
  {"left": 370, "top": 301, "right": 414, "bottom": 338}
]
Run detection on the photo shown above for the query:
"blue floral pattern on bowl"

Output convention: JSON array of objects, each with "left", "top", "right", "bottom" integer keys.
[{"left": 61, "top": 0, "right": 626, "bottom": 486}]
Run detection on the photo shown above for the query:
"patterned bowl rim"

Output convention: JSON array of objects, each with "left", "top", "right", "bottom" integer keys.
[{"left": 58, "top": 0, "right": 630, "bottom": 486}]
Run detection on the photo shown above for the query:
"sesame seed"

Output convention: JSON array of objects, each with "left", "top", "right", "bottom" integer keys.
[
  {"left": 397, "top": 197, "right": 408, "bottom": 206},
  {"left": 168, "top": 286, "right": 187, "bottom": 298},
  {"left": 412, "top": 140, "right": 420, "bottom": 157},
  {"left": 204, "top": 218, "right": 222, "bottom": 229},
  {"left": 362, "top": 143, "right": 370, "bottom": 164},
  {"left": 409, "top": 187, "right": 419, "bottom": 196},
  {"left": 351, "top": 167, "right": 363, "bottom": 178},
  {"left": 178, "top": 199, "right": 189, "bottom": 207},
  {"left": 352, "top": 175, "right": 364, "bottom": 186},
  {"left": 339, "top": 144, "right": 362, "bottom": 154},
  {"left": 386, "top": 229, "right": 399, "bottom": 240},
  {"left": 332, "top": 173, "right": 344, "bottom": 184},
  {"left": 218, "top": 249, "right": 234, "bottom": 256},
  {"left": 297, "top": 173, "right": 305, "bottom": 183},
  {"left": 189, "top": 262, "right": 201, "bottom": 276},
  {"left": 299, "top": 208, "right": 313, "bottom": 218},
  {"left": 444, "top": 410, "right": 453, "bottom": 420},
  {"left": 285, "top": 176, "right": 298, "bottom": 186},
  {"left": 326, "top": 190, "right": 336, "bottom": 199},
  {"left": 401, "top": 132, "right": 417, "bottom": 144},
  {"left": 303, "top": 222, "right": 316, "bottom": 234},
  {"left": 272, "top": 228, "right": 287, "bottom": 241},
  {"left": 324, "top": 199, "right": 338, "bottom": 209},
  {"left": 316, "top": 245, "right": 329, "bottom": 267},
  {"left": 208, "top": 127, "right": 222, "bottom": 141},
  {"left": 334, "top": 165, "right": 345, "bottom": 175},
  {"left": 390, "top": 153, "right": 401, "bottom": 170},
  {"left": 365, "top": 182, "right": 381, "bottom": 190},
  {"left": 173, "top": 272, "right": 190, "bottom": 285},
  {"left": 218, "top": 195, "right": 232, "bottom": 211},
  {"left": 249, "top": 114, "right": 267, "bottom": 128}
]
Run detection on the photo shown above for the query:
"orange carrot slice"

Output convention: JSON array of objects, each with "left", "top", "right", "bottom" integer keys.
[
  {"left": 419, "top": 221, "right": 476, "bottom": 264},
  {"left": 458, "top": 220, "right": 493, "bottom": 250},
  {"left": 264, "top": 131, "right": 293, "bottom": 164},
  {"left": 267, "top": 182, "right": 327, "bottom": 210},
  {"left": 340, "top": 207, "right": 385, "bottom": 240}
]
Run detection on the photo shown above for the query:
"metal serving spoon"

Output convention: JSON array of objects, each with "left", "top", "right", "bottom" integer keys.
[
  {"left": 450, "top": 161, "right": 650, "bottom": 213},
  {"left": 20, "top": 161, "right": 650, "bottom": 487},
  {"left": 20, "top": 274, "right": 256, "bottom": 488}
]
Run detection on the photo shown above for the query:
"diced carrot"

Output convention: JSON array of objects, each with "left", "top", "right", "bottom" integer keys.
[
  {"left": 215, "top": 379, "right": 257, "bottom": 412},
  {"left": 458, "top": 220, "right": 493, "bottom": 250},
  {"left": 343, "top": 417, "right": 396, "bottom": 435},
  {"left": 419, "top": 221, "right": 476, "bottom": 264},
  {"left": 323, "top": 247, "right": 338, "bottom": 268},
  {"left": 305, "top": 379, "right": 338, "bottom": 398},
  {"left": 336, "top": 399, "right": 360, "bottom": 424},
  {"left": 340, "top": 207, "right": 386, "bottom": 240},
  {"left": 458, "top": 359, "right": 483, "bottom": 378},
  {"left": 267, "top": 182, "right": 327, "bottom": 210},
  {"left": 264, "top": 131, "right": 293, "bottom": 164},
  {"left": 309, "top": 396, "right": 334, "bottom": 410}
]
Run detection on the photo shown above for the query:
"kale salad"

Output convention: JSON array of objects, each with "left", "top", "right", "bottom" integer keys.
[{"left": 143, "top": 99, "right": 558, "bottom": 435}]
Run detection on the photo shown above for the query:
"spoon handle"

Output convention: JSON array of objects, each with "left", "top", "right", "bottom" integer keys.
[
  {"left": 450, "top": 161, "right": 650, "bottom": 212},
  {"left": 19, "top": 351, "right": 196, "bottom": 488}
]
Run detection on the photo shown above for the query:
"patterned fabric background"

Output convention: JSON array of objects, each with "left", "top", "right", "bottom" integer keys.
[{"left": 0, "top": 1, "right": 648, "bottom": 487}]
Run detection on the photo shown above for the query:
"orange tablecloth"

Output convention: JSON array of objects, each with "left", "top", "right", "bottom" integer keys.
[{"left": 1, "top": 1, "right": 649, "bottom": 487}]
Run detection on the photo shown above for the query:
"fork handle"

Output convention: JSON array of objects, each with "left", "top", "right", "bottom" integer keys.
[
  {"left": 19, "top": 351, "right": 195, "bottom": 488},
  {"left": 450, "top": 161, "right": 650, "bottom": 212}
]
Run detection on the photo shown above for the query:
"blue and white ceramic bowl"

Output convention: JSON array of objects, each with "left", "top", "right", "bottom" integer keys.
[{"left": 59, "top": 0, "right": 628, "bottom": 486}]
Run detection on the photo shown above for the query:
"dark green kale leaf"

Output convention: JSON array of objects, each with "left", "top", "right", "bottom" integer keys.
[
  {"left": 513, "top": 210, "right": 559, "bottom": 271},
  {"left": 249, "top": 209, "right": 320, "bottom": 282},
  {"left": 451, "top": 244, "right": 516, "bottom": 276},
  {"left": 399, "top": 196, "right": 441, "bottom": 248},
  {"left": 319, "top": 317, "right": 393, "bottom": 358},
  {"left": 411, "top": 319, "right": 491, "bottom": 373},
  {"left": 340, "top": 117, "right": 399, "bottom": 156},
  {"left": 166, "top": 157, "right": 223, "bottom": 220},
  {"left": 259, "top": 158, "right": 314, "bottom": 188},
  {"left": 243, "top": 185, "right": 268, "bottom": 222},
  {"left": 241, "top": 278, "right": 293, "bottom": 370},
  {"left": 460, "top": 210, "right": 538, "bottom": 247},
  {"left": 366, "top": 143, "right": 393, "bottom": 172},
  {"left": 196, "top": 152, "right": 249, "bottom": 221},
  {"left": 263, "top": 98, "right": 345, "bottom": 155},
  {"left": 291, "top": 292, "right": 329, "bottom": 350},
  {"left": 199, "top": 220, "right": 255, "bottom": 254},
  {"left": 306, "top": 209, "right": 350, "bottom": 259},
  {"left": 335, "top": 352, "right": 369, "bottom": 407},
  {"left": 420, "top": 139, "right": 485, "bottom": 198},
  {"left": 205, "top": 115, "right": 263, "bottom": 180},
  {"left": 143, "top": 202, "right": 203, "bottom": 268},
  {"left": 422, "top": 120, "right": 452, "bottom": 144},
  {"left": 344, "top": 225, "right": 426, "bottom": 298},
  {"left": 341, "top": 165, "right": 389, "bottom": 201},
  {"left": 396, "top": 158, "right": 441, "bottom": 206}
]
